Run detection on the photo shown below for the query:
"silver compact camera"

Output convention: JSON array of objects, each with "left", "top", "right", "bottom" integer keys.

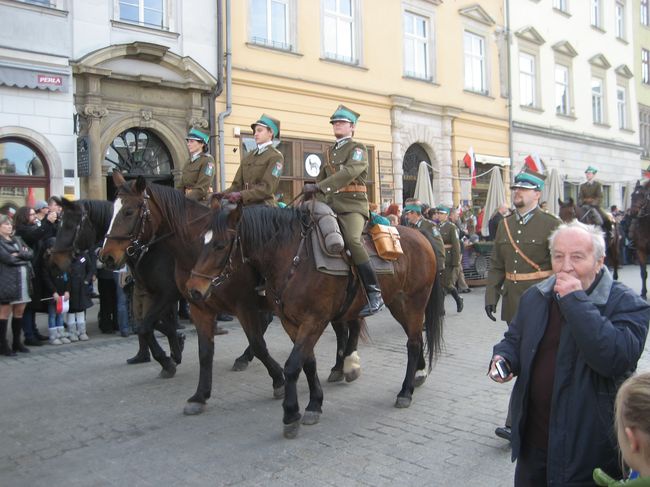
[{"left": 494, "top": 359, "right": 511, "bottom": 379}]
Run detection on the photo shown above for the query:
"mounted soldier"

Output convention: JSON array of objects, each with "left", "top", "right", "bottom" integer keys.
[
  {"left": 303, "top": 105, "right": 384, "bottom": 317},
  {"left": 578, "top": 166, "right": 610, "bottom": 228}
]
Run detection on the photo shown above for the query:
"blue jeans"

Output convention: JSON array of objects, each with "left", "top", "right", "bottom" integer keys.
[
  {"left": 114, "top": 274, "right": 130, "bottom": 334},
  {"left": 47, "top": 302, "right": 63, "bottom": 329},
  {"left": 22, "top": 307, "right": 36, "bottom": 339}
]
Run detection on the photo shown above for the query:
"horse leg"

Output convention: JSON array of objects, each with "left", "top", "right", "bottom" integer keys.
[
  {"left": 157, "top": 305, "right": 183, "bottom": 365},
  {"left": 184, "top": 308, "right": 215, "bottom": 415},
  {"left": 327, "top": 320, "right": 349, "bottom": 382},
  {"left": 413, "top": 346, "right": 427, "bottom": 388},
  {"left": 232, "top": 310, "right": 272, "bottom": 371},
  {"left": 342, "top": 319, "right": 362, "bottom": 383},
  {"left": 140, "top": 300, "right": 177, "bottom": 379},
  {"left": 640, "top": 254, "right": 648, "bottom": 300},
  {"left": 301, "top": 354, "right": 323, "bottom": 426},
  {"left": 395, "top": 335, "right": 423, "bottom": 408}
]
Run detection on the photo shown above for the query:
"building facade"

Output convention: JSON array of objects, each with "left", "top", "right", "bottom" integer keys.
[
  {"left": 509, "top": 0, "right": 641, "bottom": 209},
  {"left": 635, "top": 0, "right": 650, "bottom": 178},
  {"left": 0, "top": 0, "right": 218, "bottom": 207}
]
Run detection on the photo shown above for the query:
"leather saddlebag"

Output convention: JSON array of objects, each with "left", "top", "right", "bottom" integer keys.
[{"left": 368, "top": 224, "right": 403, "bottom": 261}]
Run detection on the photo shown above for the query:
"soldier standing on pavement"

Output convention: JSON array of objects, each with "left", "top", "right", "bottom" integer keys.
[
  {"left": 485, "top": 167, "right": 561, "bottom": 442},
  {"left": 177, "top": 128, "right": 215, "bottom": 203},
  {"left": 403, "top": 203, "right": 446, "bottom": 280},
  {"left": 437, "top": 205, "right": 464, "bottom": 313},
  {"left": 303, "top": 105, "right": 384, "bottom": 317},
  {"left": 222, "top": 114, "right": 283, "bottom": 206}
]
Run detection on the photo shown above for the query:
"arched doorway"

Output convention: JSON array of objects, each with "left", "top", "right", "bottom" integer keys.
[
  {"left": 402, "top": 143, "right": 432, "bottom": 201},
  {"left": 0, "top": 138, "right": 49, "bottom": 212},
  {"left": 104, "top": 128, "right": 174, "bottom": 199}
]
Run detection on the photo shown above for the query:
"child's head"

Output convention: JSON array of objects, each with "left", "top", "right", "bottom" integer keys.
[{"left": 615, "top": 372, "right": 650, "bottom": 476}]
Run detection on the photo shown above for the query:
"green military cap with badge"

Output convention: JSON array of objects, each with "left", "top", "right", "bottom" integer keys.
[
  {"left": 330, "top": 105, "right": 360, "bottom": 124},
  {"left": 404, "top": 204, "right": 422, "bottom": 214},
  {"left": 585, "top": 166, "right": 598, "bottom": 174},
  {"left": 511, "top": 166, "right": 546, "bottom": 191},
  {"left": 436, "top": 204, "right": 450, "bottom": 214},
  {"left": 186, "top": 127, "right": 210, "bottom": 145},
  {"left": 251, "top": 114, "right": 281, "bottom": 139}
]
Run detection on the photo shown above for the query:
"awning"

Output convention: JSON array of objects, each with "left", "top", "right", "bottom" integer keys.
[
  {"left": 0, "top": 62, "right": 70, "bottom": 92},
  {"left": 474, "top": 153, "right": 511, "bottom": 166}
]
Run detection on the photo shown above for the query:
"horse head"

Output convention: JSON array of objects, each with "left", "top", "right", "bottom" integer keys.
[
  {"left": 50, "top": 198, "right": 93, "bottom": 272},
  {"left": 557, "top": 197, "right": 576, "bottom": 223},
  {"left": 630, "top": 180, "right": 650, "bottom": 218},
  {"left": 99, "top": 171, "right": 158, "bottom": 269},
  {"left": 186, "top": 201, "right": 242, "bottom": 301}
]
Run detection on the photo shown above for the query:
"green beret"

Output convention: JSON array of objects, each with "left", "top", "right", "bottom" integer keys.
[
  {"left": 404, "top": 204, "right": 422, "bottom": 214},
  {"left": 330, "top": 105, "right": 360, "bottom": 124},
  {"left": 585, "top": 166, "right": 598, "bottom": 174},
  {"left": 251, "top": 114, "right": 281, "bottom": 138},
  {"left": 186, "top": 128, "right": 209, "bottom": 145}
]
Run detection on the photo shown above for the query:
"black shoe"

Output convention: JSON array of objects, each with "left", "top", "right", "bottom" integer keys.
[
  {"left": 1, "top": 346, "right": 17, "bottom": 357},
  {"left": 456, "top": 296, "right": 464, "bottom": 313},
  {"left": 217, "top": 313, "right": 234, "bottom": 322},
  {"left": 495, "top": 426, "right": 512, "bottom": 442},
  {"left": 126, "top": 353, "right": 151, "bottom": 364},
  {"left": 35, "top": 332, "right": 49, "bottom": 341},
  {"left": 460, "top": 288, "right": 471, "bottom": 293},
  {"left": 24, "top": 337, "right": 43, "bottom": 347},
  {"left": 12, "top": 343, "right": 30, "bottom": 353}
]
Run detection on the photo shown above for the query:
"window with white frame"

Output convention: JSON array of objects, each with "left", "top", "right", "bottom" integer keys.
[
  {"left": 23, "top": 0, "right": 52, "bottom": 6},
  {"left": 555, "top": 64, "right": 570, "bottom": 115},
  {"left": 519, "top": 53, "right": 536, "bottom": 107},
  {"left": 592, "top": 77, "right": 604, "bottom": 124},
  {"left": 323, "top": 0, "right": 358, "bottom": 64},
  {"left": 643, "top": 0, "right": 649, "bottom": 26},
  {"left": 553, "top": 0, "right": 567, "bottom": 12},
  {"left": 119, "top": 0, "right": 165, "bottom": 29},
  {"left": 464, "top": 31, "right": 487, "bottom": 94},
  {"left": 617, "top": 85, "right": 627, "bottom": 129},
  {"left": 403, "top": 10, "right": 431, "bottom": 80},
  {"left": 643, "top": 49, "right": 650, "bottom": 84},
  {"left": 591, "top": 0, "right": 601, "bottom": 27},
  {"left": 250, "top": 0, "right": 292, "bottom": 50},
  {"left": 616, "top": 1, "right": 625, "bottom": 39}
]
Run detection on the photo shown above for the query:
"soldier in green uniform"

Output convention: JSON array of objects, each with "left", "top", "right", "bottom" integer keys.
[
  {"left": 437, "top": 205, "right": 464, "bottom": 313},
  {"left": 177, "top": 128, "right": 215, "bottom": 203},
  {"left": 222, "top": 114, "right": 283, "bottom": 206},
  {"left": 485, "top": 167, "right": 560, "bottom": 441},
  {"left": 578, "top": 166, "right": 607, "bottom": 226},
  {"left": 303, "top": 105, "right": 383, "bottom": 317},
  {"left": 403, "top": 203, "right": 445, "bottom": 292}
]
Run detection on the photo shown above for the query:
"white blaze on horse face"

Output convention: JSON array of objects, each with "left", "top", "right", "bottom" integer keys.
[
  {"left": 203, "top": 230, "right": 213, "bottom": 245},
  {"left": 103, "top": 197, "right": 123, "bottom": 248}
]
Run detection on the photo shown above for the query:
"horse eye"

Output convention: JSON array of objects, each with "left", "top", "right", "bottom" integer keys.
[
  {"left": 213, "top": 241, "right": 226, "bottom": 251},
  {"left": 123, "top": 209, "right": 135, "bottom": 217}
]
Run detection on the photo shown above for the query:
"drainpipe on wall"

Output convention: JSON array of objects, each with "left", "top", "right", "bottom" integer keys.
[
  {"left": 209, "top": 0, "right": 225, "bottom": 193},
  {"left": 505, "top": 0, "right": 513, "bottom": 200},
  {"left": 217, "top": 0, "right": 232, "bottom": 191}
]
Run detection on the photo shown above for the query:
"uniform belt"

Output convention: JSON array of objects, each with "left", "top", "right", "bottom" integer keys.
[
  {"left": 505, "top": 270, "right": 553, "bottom": 282},
  {"left": 444, "top": 244, "right": 452, "bottom": 249},
  {"left": 337, "top": 184, "right": 367, "bottom": 193}
]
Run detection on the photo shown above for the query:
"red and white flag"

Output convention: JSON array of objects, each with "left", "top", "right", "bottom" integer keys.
[
  {"left": 463, "top": 147, "right": 476, "bottom": 187},
  {"left": 524, "top": 153, "right": 544, "bottom": 174}
]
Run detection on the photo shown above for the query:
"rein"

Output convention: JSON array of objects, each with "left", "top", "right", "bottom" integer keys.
[{"left": 190, "top": 228, "right": 240, "bottom": 288}]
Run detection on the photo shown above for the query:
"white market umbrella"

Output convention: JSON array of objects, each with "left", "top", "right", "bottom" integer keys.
[
  {"left": 482, "top": 167, "right": 506, "bottom": 236},
  {"left": 414, "top": 161, "right": 435, "bottom": 207},
  {"left": 543, "top": 168, "right": 563, "bottom": 216}
]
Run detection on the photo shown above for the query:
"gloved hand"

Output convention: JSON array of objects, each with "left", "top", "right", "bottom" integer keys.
[
  {"left": 212, "top": 192, "right": 225, "bottom": 200},
  {"left": 303, "top": 183, "right": 320, "bottom": 195},
  {"left": 227, "top": 192, "right": 242, "bottom": 203},
  {"left": 485, "top": 304, "right": 497, "bottom": 322}
]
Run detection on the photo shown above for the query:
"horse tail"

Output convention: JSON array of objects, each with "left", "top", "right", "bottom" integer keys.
[{"left": 424, "top": 267, "right": 445, "bottom": 372}]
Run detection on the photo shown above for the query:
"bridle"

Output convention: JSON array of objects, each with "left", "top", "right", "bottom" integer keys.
[
  {"left": 631, "top": 187, "right": 650, "bottom": 219},
  {"left": 189, "top": 227, "right": 241, "bottom": 289},
  {"left": 104, "top": 190, "right": 152, "bottom": 260},
  {"left": 51, "top": 208, "right": 90, "bottom": 258}
]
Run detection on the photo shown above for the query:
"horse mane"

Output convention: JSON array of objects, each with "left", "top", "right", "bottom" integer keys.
[
  {"left": 81, "top": 199, "right": 114, "bottom": 236},
  {"left": 237, "top": 206, "right": 305, "bottom": 252}
]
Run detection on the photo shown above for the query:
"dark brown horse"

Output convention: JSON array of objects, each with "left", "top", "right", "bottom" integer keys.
[
  {"left": 629, "top": 181, "right": 650, "bottom": 298},
  {"left": 99, "top": 172, "right": 285, "bottom": 415},
  {"left": 558, "top": 197, "right": 620, "bottom": 280},
  {"left": 186, "top": 203, "right": 445, "bottom": 438}
]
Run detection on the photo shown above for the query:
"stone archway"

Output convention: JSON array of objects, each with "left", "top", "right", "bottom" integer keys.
[{"left": 402, "top": 143, "right": 433, "bottom": 201}]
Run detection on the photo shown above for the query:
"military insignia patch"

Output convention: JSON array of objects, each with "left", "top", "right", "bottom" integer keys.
[
  {"left": 272, "top": 161, "right": 283, "bottom": 178},
  {"left": 352, "top": 148, "right": 364, "bottom": 161},
  {"left": 204, "top": 163, "right": 214, "bottom": 177},
  {"left": 433, "top": 228, "right": 441, "bottom": 237}
]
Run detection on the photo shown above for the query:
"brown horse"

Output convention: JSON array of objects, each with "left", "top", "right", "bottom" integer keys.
[
  {"left": 558, "top": 197, "right": 620, "bottom": 280},
  {"left": 99, "top": 172, "right": 285, "bottom": 415},
  {"left": 629, "top": 181, "right": 650, "bottom": 298},
  {"left": 186, "top": 203, "right": 444, "bottom": 438}
]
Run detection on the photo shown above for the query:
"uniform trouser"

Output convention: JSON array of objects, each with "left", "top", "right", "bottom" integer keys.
[
  {"left": 442, "top": 265, "right": 457, "bottom": 293},
  {"left": 337, "top": 212, "right": 369, "bottom": 265}
]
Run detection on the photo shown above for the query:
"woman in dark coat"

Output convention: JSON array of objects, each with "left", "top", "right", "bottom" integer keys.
[
  {"left": 0, "top": 214, "right": 33, "bottom": 356},
  {"left": 65, "top": 250, "right": 94, "bottom": 341}
]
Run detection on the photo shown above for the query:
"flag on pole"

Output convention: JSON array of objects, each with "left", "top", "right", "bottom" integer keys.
[
  {"left": 26, "top": 187, "right": 35, "bottom": 207},
  {"left": 524, "top": 153, "right": 544, "bottom": 174},
  {"left": 463, "top": 147, "right": 476, "bottom": 187}
]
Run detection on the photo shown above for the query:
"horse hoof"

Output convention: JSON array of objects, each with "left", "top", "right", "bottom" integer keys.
[
  {"left": 231, "top": 359, "right": 249, "bottom": 372},
  {"left": 183, "top": 402, "right": 206, "bottom": 415},
  {"left": 395, "top": 396, "right": 412, "bottom": 408},
  {"left": 159, "top": 365, "right": 177, "bottom": 379},
  {"left": 283, "top": 420, "right": 300, "bottom": 439},
  {"left": 273, "top": 385, "right": 285, "bottom": 399},
  {"left": 327, "top": 370, "right": 344, "bottom": 382},
  {"left": 344, "top": 368, "right": 361, "bottom": 383},
  {"left": 301, "top": 411, "right": 321, "bottom": 426}
]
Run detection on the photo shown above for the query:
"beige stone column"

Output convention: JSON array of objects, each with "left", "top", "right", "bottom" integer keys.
[{"left": 82, "top": 105, "right": 108, "bottom": 199}]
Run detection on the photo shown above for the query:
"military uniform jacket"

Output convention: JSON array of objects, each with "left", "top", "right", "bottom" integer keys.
[
  {"left": 579, "top": 180, "right": 603, "bottom": 206},
  {"left": 177, "top": 153, "right": 215, "bottom": 202},
  {"left": 485, "top": 207, "right": 560, "bottom": 323},
  {"left": 412, "top": 218, "right": 445, "bottom": 272},
  {"left": 227, "top": 145, "right": 283, "bottom": 206},
  {"left": 439, "top": 221, "right": 461, "bottom": 268},
  {"left": 315, "top": 138, "right": 369, "bottom": 216}
]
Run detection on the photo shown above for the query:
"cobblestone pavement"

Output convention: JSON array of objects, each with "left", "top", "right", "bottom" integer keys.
[{"left": 1, "top": 265, "right": 649, "bottom": 486}]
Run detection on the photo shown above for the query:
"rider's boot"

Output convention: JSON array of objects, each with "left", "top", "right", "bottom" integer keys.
[
  {"left": 357, "top": 261, "right": 384, "bottom": 317},
  {"left": 450, "top": 288, "right": 464, "bottom": 313}
]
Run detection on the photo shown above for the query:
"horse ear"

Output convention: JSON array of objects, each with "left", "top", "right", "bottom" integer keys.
[
  {"left": 226, "top": 203, "right": 242, "bottom": 229},
  {"left": 112, "top": 170, "right": 126, "bottom": 186},
  {"left": 557, "top": 198, "right": 563, "bottom": 206},
  {"left": 568, "top": 197, "right": 574, "bottom": 205},
  {"left": 60, "top": 197, "right": 75, "bottom": 210},
  {"left": 135, "top": 175, "right": 147, "bottom": 194}
]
